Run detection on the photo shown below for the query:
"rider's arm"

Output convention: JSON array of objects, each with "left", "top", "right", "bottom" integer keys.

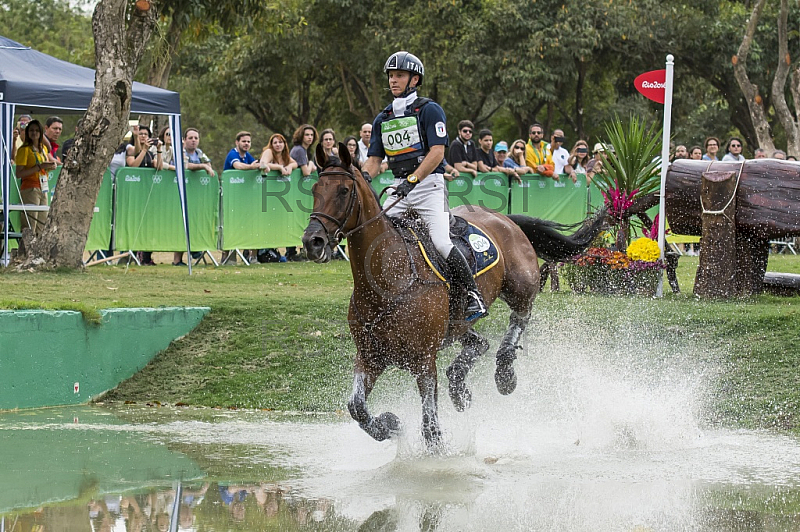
[
  {"left": 363, "top": 156, "right": 383, "bottom": 178},
  {"left": 412, "top": 145, "right": 445, "bottom": 182}
]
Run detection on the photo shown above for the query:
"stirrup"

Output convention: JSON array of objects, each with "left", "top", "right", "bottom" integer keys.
[{"left": 464, "top": 290, "right": 488, "bottom": 322}]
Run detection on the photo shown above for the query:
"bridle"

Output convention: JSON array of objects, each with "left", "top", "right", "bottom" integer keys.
[{"left": 309, "top": 167, "right": 402, "bottom": 246}]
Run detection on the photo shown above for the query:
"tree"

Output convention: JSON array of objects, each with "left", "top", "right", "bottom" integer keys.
[{"left": 21, "top": 0, "right": 158, "bottom": 269}]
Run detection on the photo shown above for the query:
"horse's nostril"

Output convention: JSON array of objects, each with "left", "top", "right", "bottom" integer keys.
[{"left": 311, "top": 236, "right": 325, "bottom": 249}]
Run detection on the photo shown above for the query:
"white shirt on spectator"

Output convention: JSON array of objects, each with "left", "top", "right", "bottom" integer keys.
[
  {"left": 547, "top": 144, "right": 571, "bottom": 175},
  {"left": 357, "top": 139, "right": 369, "bottom": 164}
]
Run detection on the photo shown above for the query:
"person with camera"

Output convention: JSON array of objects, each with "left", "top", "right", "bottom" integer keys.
[
  {"left": 547, "top": 128, "right": 571, "bottom": 179},
  {"left": 125, "top": 125, "right": 162, "bottom": 265}
]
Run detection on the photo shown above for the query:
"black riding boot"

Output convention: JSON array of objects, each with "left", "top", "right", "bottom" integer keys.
[{"left": 445, "top": 247, "right": 488, "bottom": 322}]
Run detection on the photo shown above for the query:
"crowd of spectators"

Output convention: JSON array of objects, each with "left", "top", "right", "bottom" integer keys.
[{"left": 6, "top": 113, "right": 798, "bottom": 263}]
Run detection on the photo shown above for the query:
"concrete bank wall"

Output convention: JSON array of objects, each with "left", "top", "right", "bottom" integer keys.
[{"left": 0, "top": 307, "right": 209, "bottom": 410}]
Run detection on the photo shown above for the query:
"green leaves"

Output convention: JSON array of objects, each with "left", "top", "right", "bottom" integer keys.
[{"left": 593, "top": 114, "right": 662, "bottom": 198}]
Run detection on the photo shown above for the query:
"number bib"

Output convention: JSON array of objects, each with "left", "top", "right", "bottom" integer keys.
[{"left": 381, "top": 116, "right": 423, "bottom": 158}]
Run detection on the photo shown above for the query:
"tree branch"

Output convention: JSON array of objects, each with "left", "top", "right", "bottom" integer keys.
[
  {"left": 772, "top": 0, "right": 798, "bottom": 155},
  {"left": 732, "top": 0, "right": 774, "bottom": 150}
]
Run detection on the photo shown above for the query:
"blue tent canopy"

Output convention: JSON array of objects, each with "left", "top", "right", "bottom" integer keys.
[{"left": 0, "top": 35, "right": 191, "bottom": 270}]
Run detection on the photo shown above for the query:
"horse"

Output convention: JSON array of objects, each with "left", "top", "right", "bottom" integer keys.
[{"left": 302, "top": 143, "right": 605, "bottom": 449}]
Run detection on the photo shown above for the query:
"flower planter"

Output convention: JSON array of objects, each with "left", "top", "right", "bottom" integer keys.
[{"left": 561, "top": 244, "right": 664, "bottom": 297}]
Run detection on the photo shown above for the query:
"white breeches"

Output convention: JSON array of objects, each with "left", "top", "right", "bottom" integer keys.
[{"left": 383, "top": 173, "right": 453, "bottom": 257}]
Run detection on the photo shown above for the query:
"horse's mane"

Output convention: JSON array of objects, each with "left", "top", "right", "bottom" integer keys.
[{"left": 317, "top": 143, "right": 382, "bottom": 207}]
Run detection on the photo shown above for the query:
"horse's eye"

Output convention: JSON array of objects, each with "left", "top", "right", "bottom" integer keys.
[{"left": 338, "top": 185, "right": 349, "bottom": 196}]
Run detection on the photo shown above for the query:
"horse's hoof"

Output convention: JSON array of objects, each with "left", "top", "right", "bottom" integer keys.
[
  {"left": 495, "top": 363, "right": 517, "bottom": 395},
  {"left": 448, "top": 380, "right": 472, "bottom": 412},
  {"left": 365, "top": 412, "right": 401, "bottom": 441}
]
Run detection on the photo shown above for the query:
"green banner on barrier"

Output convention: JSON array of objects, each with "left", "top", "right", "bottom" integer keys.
[
  {"left": 510, "top": 173, "right": 590, "bottom": 224},
  {"left": 115, "top": 168, "right": 218, "bottom": 251},
  {"left": 84, "top": 171, "right": 113, "bottom": 251},
  {"left": 448, "top": 173, "right": 511, "bottom": 214},
  {"left": 220, "top": 169, "right": 314, "bottom": 249}
]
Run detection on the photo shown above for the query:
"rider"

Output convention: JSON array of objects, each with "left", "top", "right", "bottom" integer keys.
[{"left": 362, "top": 51, "right": 488, "bottom": 321}]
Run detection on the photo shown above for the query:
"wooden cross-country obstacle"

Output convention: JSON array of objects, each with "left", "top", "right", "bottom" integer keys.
[{"left": 666, "top": 159, "right": 800, "bottom": 297}]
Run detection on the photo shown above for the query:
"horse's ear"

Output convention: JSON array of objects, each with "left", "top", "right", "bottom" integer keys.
[
  {"left": 338, "top": 142, "right": 352, "bottom": 168},
  {"left": 315, "top": 143, "right": 328, "bottom": 169}
]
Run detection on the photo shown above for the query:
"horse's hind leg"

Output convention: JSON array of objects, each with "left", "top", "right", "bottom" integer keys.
[
  {"left": 495, "top": 311, "right": 529, "bottom": 395},
  {"left": 446, "top": 329, "right": 489, "bottom": 412},
  {"left": 348, "top": 361, "right": 400, "bottom": 441},
  {"left": 416, "top": 367, "right": 442, "bottom": 450}
]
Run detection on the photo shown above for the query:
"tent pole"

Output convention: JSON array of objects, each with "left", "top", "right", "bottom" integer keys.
[
  {"left": 170, "top": 115, "right": 192, "bottom": 274},
  {"left": 1, "top": 103, "right": 15, "bottom": 267}
]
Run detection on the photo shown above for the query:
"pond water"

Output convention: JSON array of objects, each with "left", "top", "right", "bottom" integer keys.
[{"left": 3, "top": 319, "right": 800, "bottom": 531}]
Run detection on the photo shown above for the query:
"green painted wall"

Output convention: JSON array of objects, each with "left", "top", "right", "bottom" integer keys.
[{"left": 0, "top": 307, "right": 210, "bottom": 410}]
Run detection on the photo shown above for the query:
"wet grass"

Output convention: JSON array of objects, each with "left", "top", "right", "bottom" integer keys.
[{"left": 1, "top": 255, "right": 799, "bottom": 433}]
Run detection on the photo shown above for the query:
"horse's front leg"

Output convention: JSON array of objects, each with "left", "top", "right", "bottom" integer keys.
[
  {"left": 495, "top": 311, "right": 529, "bottom": 395},
  {"left": 348, "top": 361, "right": 400, "bottom": 441},
  {"left": 446, "top": 329, "right": 489, "bottom": 412},
  {"left": 416, "top": 365, "right": 442, "bottom": 450}
]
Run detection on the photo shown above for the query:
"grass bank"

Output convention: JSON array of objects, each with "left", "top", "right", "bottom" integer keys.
[{"left": 1, "top": 255, "right": 799, "bottom": 433}]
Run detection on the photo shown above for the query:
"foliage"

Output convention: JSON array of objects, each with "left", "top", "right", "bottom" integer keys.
[
  {"left": 593, "top": 114, "right": 662, "bottom": 199},
  {"left": 561, "top": 244, "right": 665, "bottom": 295}
]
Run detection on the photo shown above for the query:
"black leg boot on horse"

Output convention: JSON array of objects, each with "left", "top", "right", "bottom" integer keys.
[{"left": 445, "top": 247, "right": 488, "bottom": 322}]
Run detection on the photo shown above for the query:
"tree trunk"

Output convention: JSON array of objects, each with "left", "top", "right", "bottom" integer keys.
[
  {"left": 575, "top": 58, "right": 586, "bottom": 140},
  {"left": 21, "top": 0, "right": 157, "bottom": 269},
  {"left": 732, "top": 0, "right": 776, "bottom": 153},
  {"left": 771, "top": 0, "right": 800, "bottom": 157},
  {"left": 694, "top": 170, "right": 739, "bottom": 298}
]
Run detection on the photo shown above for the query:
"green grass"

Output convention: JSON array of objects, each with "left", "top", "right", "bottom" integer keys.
[{"left": 1, "top": 255, "right": 799, "bottom": 433}]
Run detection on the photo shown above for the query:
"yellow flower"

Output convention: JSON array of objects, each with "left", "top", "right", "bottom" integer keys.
[{"left": 626, "top": 237, "right": 660, "bottom": 262}]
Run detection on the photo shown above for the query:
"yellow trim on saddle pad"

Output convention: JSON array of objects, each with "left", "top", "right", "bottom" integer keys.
[{"left": 409, "top": 222, "right": 500, "bottom": 283}]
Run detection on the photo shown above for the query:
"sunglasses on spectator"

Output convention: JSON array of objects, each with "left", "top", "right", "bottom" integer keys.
[
  {"left": 577, "top": 148, "right": 588, "bottom": 153},
  {"left": 514, "top": 145, "right": 525, "bottom": 150},
  {"left": 530, "top": 130, "right": 543, "bottom": 135},
  {"left": 461, "top": 128, "right": 472, "bottom": 134},
  {"left": 730, "top": 143, "right": 741, "bottom": 147}
]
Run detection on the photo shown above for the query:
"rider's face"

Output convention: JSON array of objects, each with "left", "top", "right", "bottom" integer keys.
[{"left": 388, "top": 70, "right": 414, "bottom": 97}]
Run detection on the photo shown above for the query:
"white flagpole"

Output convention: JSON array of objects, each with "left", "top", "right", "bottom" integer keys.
[{"left": 656, "top": 54, "right": 674, "bottom": 297}]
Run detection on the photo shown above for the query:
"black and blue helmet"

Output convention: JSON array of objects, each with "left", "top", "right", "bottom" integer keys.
[{"left": 384, "top": 51, "right": 424, "bottom": 86}]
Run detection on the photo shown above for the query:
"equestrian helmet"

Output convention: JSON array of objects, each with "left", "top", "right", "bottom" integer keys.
[{"left": 384, "top": 51, "right": 424, "bottom": 86}]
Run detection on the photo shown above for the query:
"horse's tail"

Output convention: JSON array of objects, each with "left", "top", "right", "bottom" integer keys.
[{"left": 507, "top": 208, "right": 607, "bottom": 263}]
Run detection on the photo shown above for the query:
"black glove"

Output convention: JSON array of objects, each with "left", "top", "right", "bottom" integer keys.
[
  {"left": 361, "top": 170, "right": 372, "bottom": 183},
  {"left": 395, "top": 179, "right": 417, "bottom": 198}
]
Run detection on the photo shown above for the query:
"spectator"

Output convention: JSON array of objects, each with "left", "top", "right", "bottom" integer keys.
[
  {"left": 126, "top": 125, "right": 162, "bottom": 266},
  {"left": 158, "top": 125, "right": 176, "bottom": 171},
  {"left": 722, "top": 137, "right": 745, "bottom": 162},
  {"left": 320, "top": 128, "right": 339, "bottom": 159},
  {"left": 548, "top": 128, "right": 570, "bottom": 176},
  {"left": 11, "top": 114, "right": 33, "bottom": 162},
  {"left": 773, "top": 149, "right": 787, "bottom": 160},
  {"left": 753, "top": 148, "right": 767, "bottom": 159},
  {"left": 689, "top": 145, "right": 703, "bottom": 160},
  {"left": 787, "top": 155, "right": 797, "bottom": 161},
  {"left": 259, "top": 133, "right": 298, "bottom": 176},
  {"left": 567, "top": 140, "right": 591, "bottom": 184},
  {"left": 586, "top": 143, "right": 608, "bottom": 181},
  {"left": 259, "top": 133, "right": 301, "bottom": 262},
  {"left": 504, "top": 139, "right": 535, "bottom": 176},
  {"left": 290, "top": 124, "right": 318, "bottom": 176},
  {"left": 442, "top": 158, "right": 460, "bottom": 180},
  {"left": 356, "top": 123, "right": 371, "bottom": 164},
  {"left": 672, "top": 145, "right": 688, "bottom": 161},
  {"left": 343, "top": 135, "right": 359, "bottom": 163},
  {"left": 60, "top": 119, "right": 83, "bottom": 162},
  {"left": 448, "top": 119, "right": 479, "bottom": 177},
  {"left": 223, "top": 131, "right": 260, "bottom": 171},
  {"left": 183, "top": 127, "right": 215, "bottom": 176},
  {"left": 108, "top": 141, "right": 129, "bottom": 178},
  {"left": 476, "top": 132, "right": 519, "bottom": 182},
  {"left": 525, "top": 123, "right": 554, "bottom": 177},
  {"left": 492, "top": 141, "right": 523, "bottom": 184},
  {"left": 13, "top": 119, "right": 56, "bottom": 251},
  {"left": 703, "top": 136, "right": 720, "bottom": 161},
  {"left": 44, "top": 116, "right": 64, "bottom": 163}
]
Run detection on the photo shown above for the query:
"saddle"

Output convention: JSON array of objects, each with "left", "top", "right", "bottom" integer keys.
[{"left": 388, "top": 213, "right": 500, "bottom": 287}]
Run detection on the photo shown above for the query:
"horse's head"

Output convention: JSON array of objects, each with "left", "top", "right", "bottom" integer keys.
[{"left": 302, "top": 142, "right": 370, "bottom": 262}]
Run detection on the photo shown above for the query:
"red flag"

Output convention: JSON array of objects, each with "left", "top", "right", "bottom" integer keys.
[{"left": 634, "top": 70, "right": 667, "bottom": 104}]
